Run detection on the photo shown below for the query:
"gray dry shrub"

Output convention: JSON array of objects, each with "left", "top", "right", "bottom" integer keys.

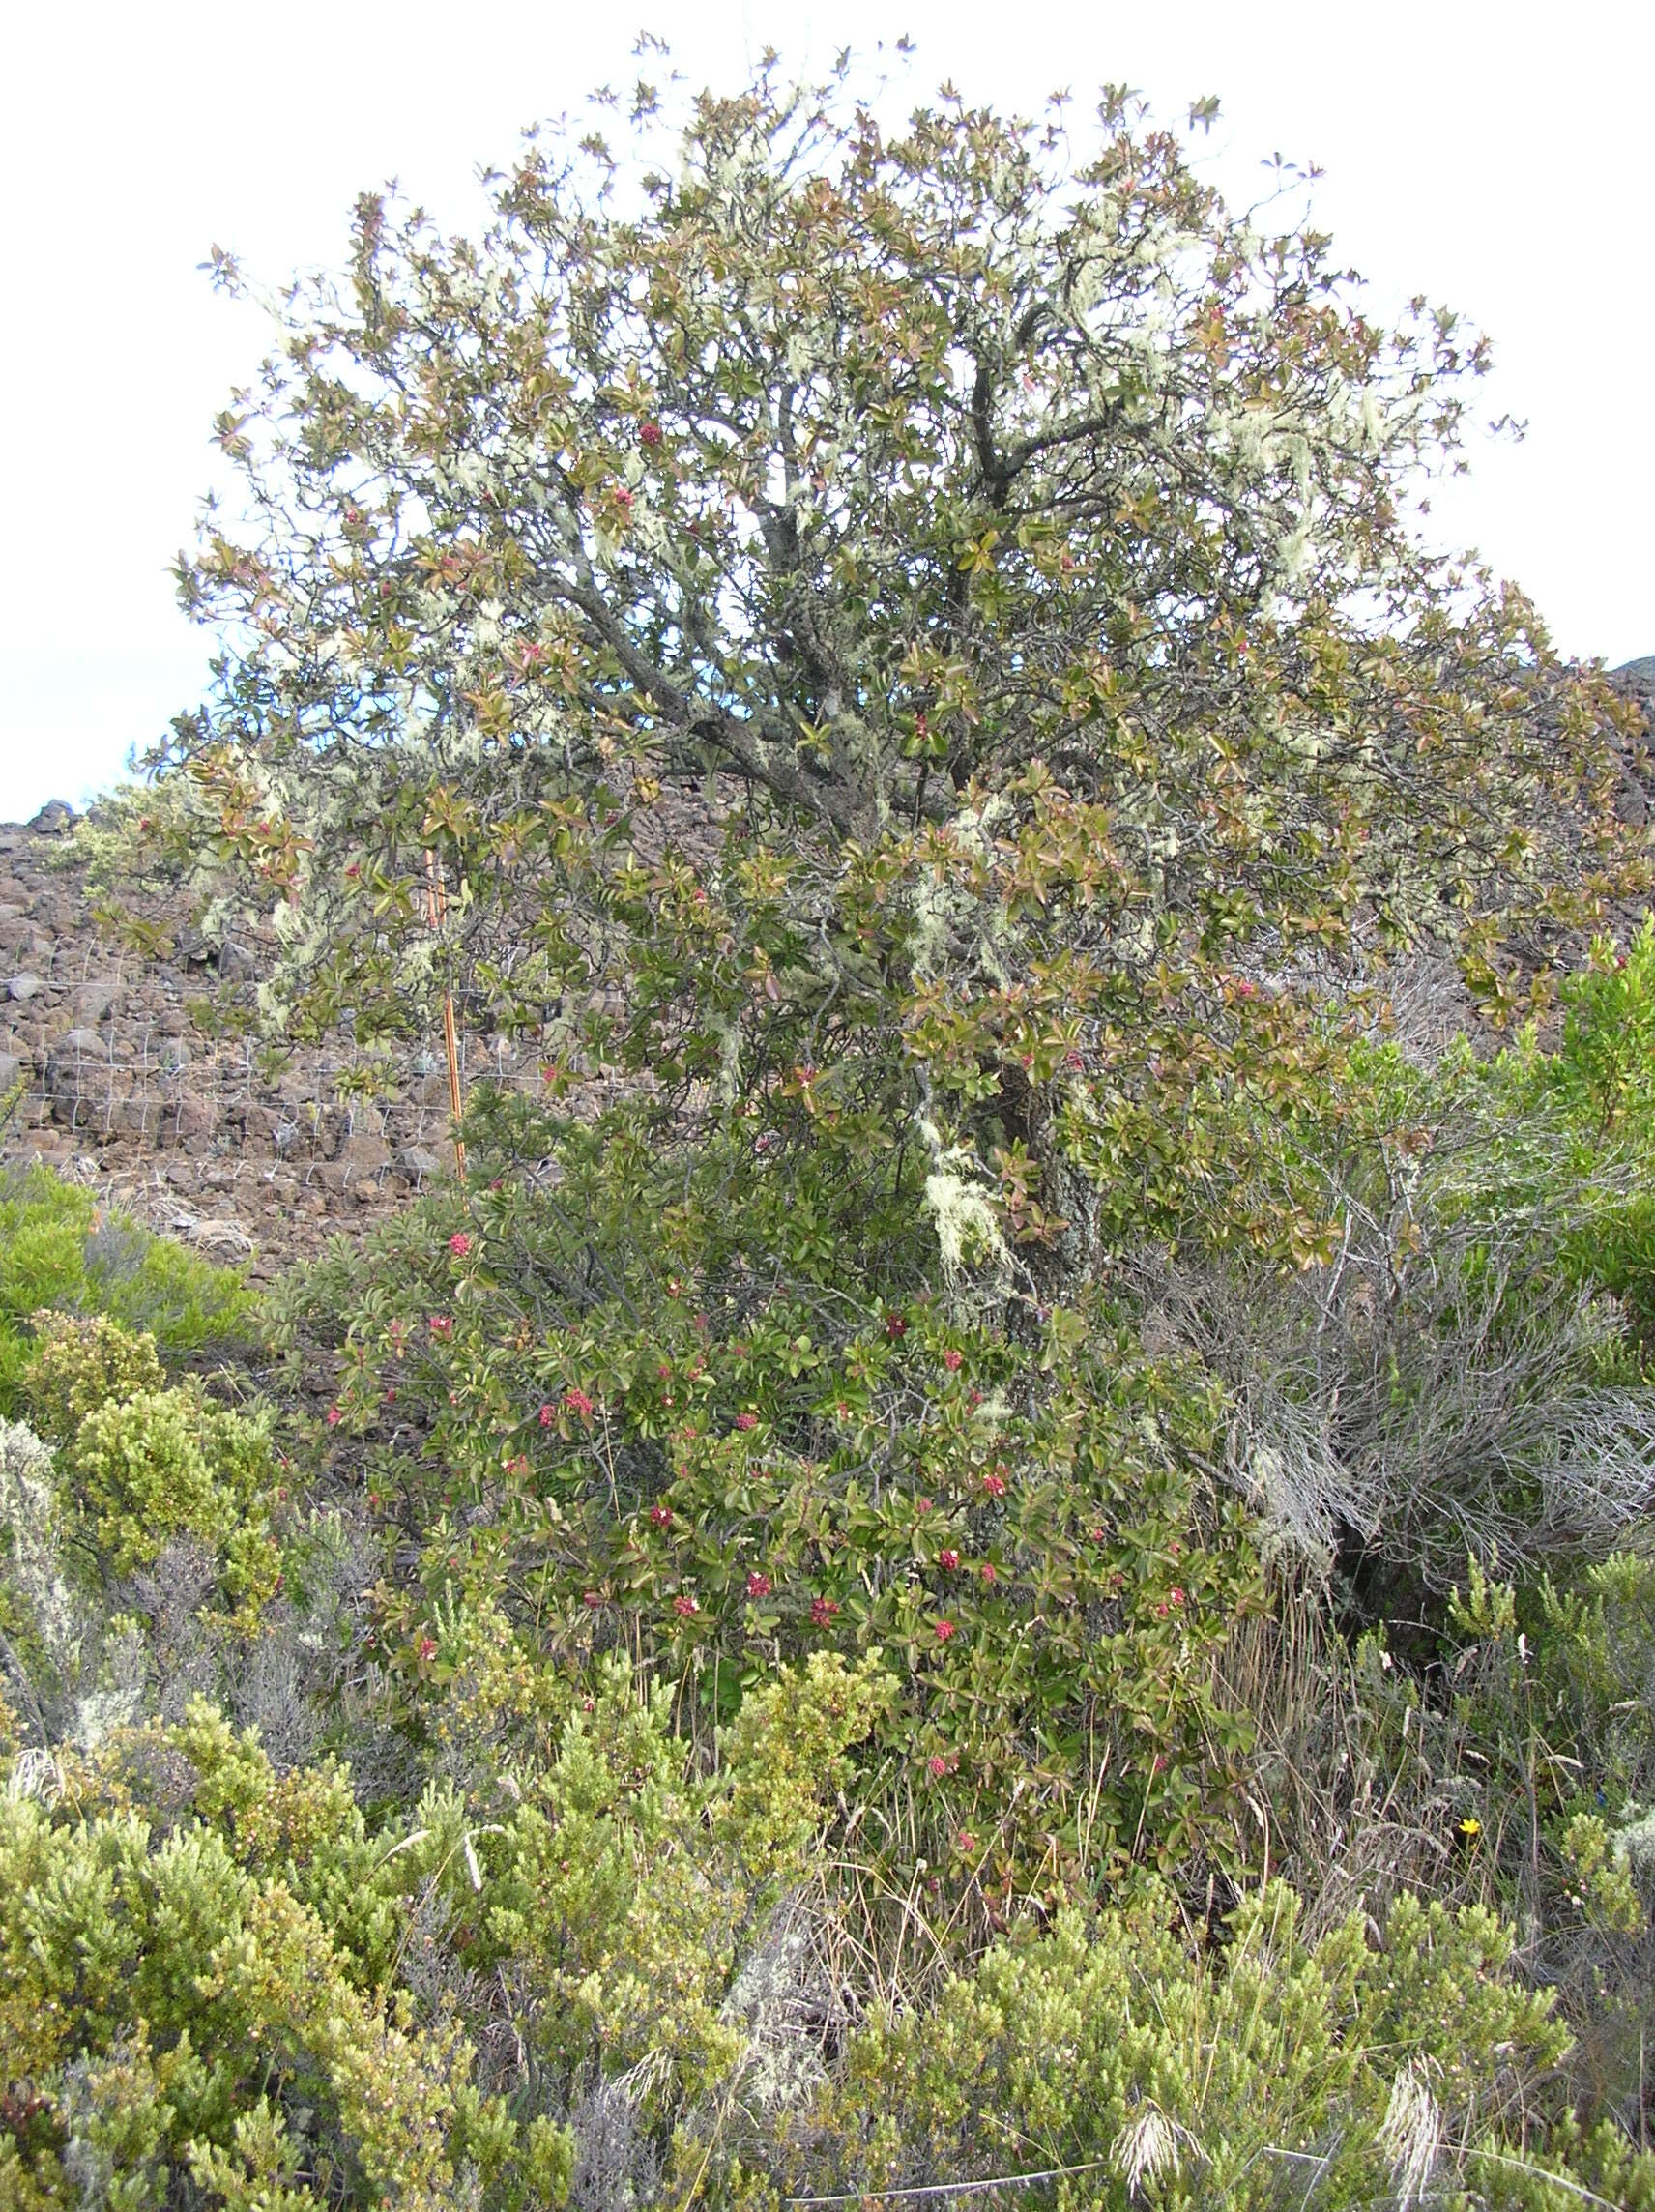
[
  {"left": 0, "top": 1416, "right": 147, "bottom": 1747},
  {"left": 0, "top": 1416, "right": 83, "bottom": 1733},
  {"left": 1132, "top": 1105, "right": 1655, "bottom": 1586},
  {"left": 718, "top": 1892, "right": 857, "bottom": 2118},
  {"left": 566, "top": 2052, "right": 668, "bottom": 2212}
]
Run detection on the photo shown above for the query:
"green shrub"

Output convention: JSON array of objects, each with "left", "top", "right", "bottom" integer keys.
[
  {"left": 69, "top": 1388, "right": 229, "bottom": 1571},
  {"left": 1544, "top": 917, "right": 1655, "bottom": 1145},
  {"left": 0, "top": 1667, "right": 890, "bottom": 2211},
  {"left": 61, "top": 1386, "right": 282, "bottom": 1620},
  {"left": 21, "top": 1311, "right": 164, "bottom": 1444},
  {"left": 0, "top": 1703, "right": 571, "bottom": 2212},
  {"left": 280, "top": 1146, "right": 1264, "bottom": 1900},
  {"left": 1, "top": 1307, "right": 291, "bottom": 1744},
  {"left": 0, "top": 1168, "right": 254, "bottom": 1421},
  {"left": 767, "top": 1881, "right": 1655, "bottom": 2211},
  {"left": 476, "top": 1652, "right": 891, "bottom": 2109},
  {"left": 1488, "top": 918, "right": 1655, "bottom": 1349}
]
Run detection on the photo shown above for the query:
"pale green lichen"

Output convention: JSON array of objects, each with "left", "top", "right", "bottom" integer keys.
[
  {"left": 1615, "top": 1804, "right": 1655, "bottom": 1879},
  {"left": 916, "top": 1116, "right": 1014, "bottom": 1311}
]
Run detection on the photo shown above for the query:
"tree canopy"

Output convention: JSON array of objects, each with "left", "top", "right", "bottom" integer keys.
[{"left": 163, "top": 55, "right": 1639, "bottom": 1210}]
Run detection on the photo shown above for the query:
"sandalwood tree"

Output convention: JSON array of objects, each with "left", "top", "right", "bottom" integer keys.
[{"left": 153, "top": 48, "right": 1641, "bottom": 1277}]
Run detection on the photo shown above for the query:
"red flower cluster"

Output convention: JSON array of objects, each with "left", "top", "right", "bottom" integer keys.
[
  {"left": 942, "top": 1349, "right": 964, "bottom": 1372},
  {"left": 938, "top": 1548, "right": 960, "bottom": 1571},
  {"left": 565, "top": 1386, "right": 595, "bottom": 1418},
  {"left": 538, "top": 1403, "right": 556, "bottom": 1426},
  {"left": 934, "top": 1618, "right": 957, "bottom": 1643},
  {"left": 449, "top": 1232, "right": 472, "bottom": 1257},
  {"left": 927, "top": 1754, "right": 947, "bottom": 1778},
  {"left": 427, "top": 1315, "right": 452, "bottom": 1339},
  {"left": 639, "top": 419, "right": 664, "bottom": 448},
  {"left": 981, "top": 1470, "right": 1007, "bottom": 1498},
  {"left": 884, "top": 1312, "right": 907, "bottom": 1338},
  {"left": 746, "top": 1571, "right": 772, "bottom": 1599},
  {"left": 325, "top": 1405, "right": 341, "bottom": 1427},
  {"left": 672, "top": 1593, "right": 699, "bottom": 1616},
  {"left": 650, "top": 1503, "right": 674, "bottom": 1528},
  {"left": 734, "top": 1411, "right": 758, "bottom": 1431},
  {"left": 810, "top": 1596, "right": 840, "bottom": 1626}
]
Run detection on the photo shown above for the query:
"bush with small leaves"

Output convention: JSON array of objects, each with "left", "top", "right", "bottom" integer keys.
[
  {"left": 763, "top": 1881, "right": 1655, "bottom": 2211},
  {"left": 478, "top": 1652, "right": 890, "bottom": 2106},
  {"left": 60, "top": 1385, "right": 281, "bottom": 1624},
  {"left": 0, "top": 1701, "right": 573, "bottom": 2211},
  {"left": 21, "top": 1311, "right": 164, "bottom": 1445}
]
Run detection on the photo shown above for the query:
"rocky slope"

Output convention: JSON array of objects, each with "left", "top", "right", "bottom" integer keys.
[{"left": 0, "top": 811, "right": 495, "bottom": 1280}]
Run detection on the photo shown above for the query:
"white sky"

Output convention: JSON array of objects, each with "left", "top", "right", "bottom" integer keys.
[{"left": 1, "top": 0, "right": 1649, "bottom": 822}]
